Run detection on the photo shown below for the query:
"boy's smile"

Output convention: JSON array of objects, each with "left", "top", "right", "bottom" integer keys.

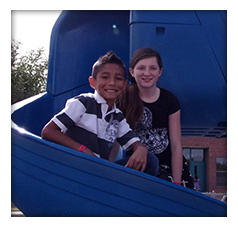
[{"left": 89, "top": 63, "right": 127, "bottom": 109}]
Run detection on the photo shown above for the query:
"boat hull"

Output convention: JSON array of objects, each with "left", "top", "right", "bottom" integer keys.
[{"left": 11, "top": 127, "right": 226, "bottom": 217}]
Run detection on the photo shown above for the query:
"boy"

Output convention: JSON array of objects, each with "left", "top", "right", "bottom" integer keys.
[{"left": 41, "top": 51, "right": 158, "bottom": 175}]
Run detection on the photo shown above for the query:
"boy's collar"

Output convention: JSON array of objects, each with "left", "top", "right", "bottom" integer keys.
[
  {"left": 94, "top": 91, "right": 117, "bottom": 111},
  {"left": 94, "top": 90, "right": 106, "bottom": 104}
]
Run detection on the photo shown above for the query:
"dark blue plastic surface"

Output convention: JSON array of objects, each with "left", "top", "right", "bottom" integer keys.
[
  {"left": 47, "top": 10, "right": 130, "bottom": 96},
  {"left": 11, "top": 127, "right": 226, "bottom": 216},
  {"left": 130, "top": 10, "right": 227, "bottom": 137}
]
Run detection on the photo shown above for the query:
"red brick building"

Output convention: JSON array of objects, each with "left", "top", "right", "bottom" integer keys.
[{"left": 182, "top": 137, "right": 227, "bottom": 193}]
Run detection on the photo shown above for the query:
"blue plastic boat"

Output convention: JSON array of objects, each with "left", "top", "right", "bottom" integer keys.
[{"left": 11, "top": 10, "right": 227, "bottom": 217}]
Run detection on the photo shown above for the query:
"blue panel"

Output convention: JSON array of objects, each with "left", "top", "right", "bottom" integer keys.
[
  {"left": 130, "top": 10, "right": 227, "bottom": 136},
  {"left": 196, "top": 10, "right": 227, "bottom": 81},
  {"left": 47, "top": 10, "right": 130, "bottom": 96},
  {"left": 130, "top": 10, "right": 200, "bottom": 24}
]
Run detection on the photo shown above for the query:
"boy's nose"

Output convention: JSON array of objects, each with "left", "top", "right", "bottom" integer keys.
[{"left": 109, "top": 77, "right": 116, "bottom": 85}]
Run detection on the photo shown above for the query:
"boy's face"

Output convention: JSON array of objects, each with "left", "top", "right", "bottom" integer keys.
[{"left": 89, "top": 63, "right": 127, "bottom": 109}]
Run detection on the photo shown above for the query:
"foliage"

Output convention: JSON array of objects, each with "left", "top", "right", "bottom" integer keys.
[{"left": 11, "top": 38, "right": 48, "bottom": 104}]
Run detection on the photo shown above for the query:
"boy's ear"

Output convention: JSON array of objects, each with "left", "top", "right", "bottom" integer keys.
[{"left": 88, "top": 76, "right": 95, "bottom": 89}]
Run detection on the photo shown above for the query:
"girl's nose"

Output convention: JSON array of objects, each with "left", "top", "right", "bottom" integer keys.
[{"left": 144, "top": 67, "right": 150, "bottom": 76}]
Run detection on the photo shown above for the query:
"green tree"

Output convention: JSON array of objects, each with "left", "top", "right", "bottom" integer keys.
[{"left": 11, "top": 38, "right": 48, "bottom": 104}]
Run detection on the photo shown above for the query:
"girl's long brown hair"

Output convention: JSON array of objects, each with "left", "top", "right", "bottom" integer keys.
[{"left": 117, "top": 48, "right": 163, "bottom": 129}]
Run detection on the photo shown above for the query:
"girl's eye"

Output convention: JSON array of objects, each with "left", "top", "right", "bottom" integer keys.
[
  {"left": 137, "top": 67, "right": 145, "bottom": 70},
  {"left": 116, "top": 77, "right": 123, "bottom": 81}
]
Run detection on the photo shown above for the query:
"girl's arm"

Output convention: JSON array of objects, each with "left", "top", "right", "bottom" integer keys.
[
  {"left": 169, "top": 110, "right": 183, "bottom": 184},
  {"left": 41, "top": 121, "right": 95, "bottom": 157}
]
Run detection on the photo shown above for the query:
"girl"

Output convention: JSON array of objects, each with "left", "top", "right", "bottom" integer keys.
[{"left": 117, "top": 48, "right": 194, "bottom": 188}]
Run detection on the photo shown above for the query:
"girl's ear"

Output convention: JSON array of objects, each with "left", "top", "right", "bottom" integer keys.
[
  {"left": 129, "top": 68, "right": 134, "bottom": 78},
  {"left": 158, "top": 68, "right": 163, "bottom": 78},
  {"left": 88, "top": 76, "right": 95, "bottom": 89}
]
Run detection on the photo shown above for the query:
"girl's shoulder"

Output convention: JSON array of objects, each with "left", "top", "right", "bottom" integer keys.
[
  {"left": 159, "top": 88, "right": 179, "bottom": 102},
  {"left": 159, "top": 88, "right": 180, "bottom": 114},
  {"left": 160, "top": 88, "right": 176, "bottom": 97}
]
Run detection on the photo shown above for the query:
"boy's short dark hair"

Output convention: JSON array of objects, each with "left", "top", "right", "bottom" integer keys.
[{"left": 91, "top": 51, "right": 127, "bottom": 79}]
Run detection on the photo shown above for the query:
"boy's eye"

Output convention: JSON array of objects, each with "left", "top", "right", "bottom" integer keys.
[{"left": 116, "top": 77, "right": 123, "bottom": 81}]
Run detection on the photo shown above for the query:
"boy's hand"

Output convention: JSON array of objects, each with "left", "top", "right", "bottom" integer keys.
[{"left": 125, "top": 142, "right": 148, "bottom": 172}]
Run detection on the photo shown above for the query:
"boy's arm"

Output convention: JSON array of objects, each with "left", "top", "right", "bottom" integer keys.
[
  {"left": 125, "top": 141, "right": 148, "bottom": 172},
  {"left": 41, "top": 121, "right": 96, "bottom": 157}
]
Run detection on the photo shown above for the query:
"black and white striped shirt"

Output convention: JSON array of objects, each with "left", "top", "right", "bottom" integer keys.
[{"left": 52, "top": 91, "right": 139, "bottom": 160}]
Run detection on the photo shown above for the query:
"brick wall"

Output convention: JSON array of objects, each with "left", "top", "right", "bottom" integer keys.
[{"left": 181, "top": 137, "right": 227, "bottom": 192}]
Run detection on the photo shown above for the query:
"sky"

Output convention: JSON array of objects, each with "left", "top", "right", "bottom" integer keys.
[{"left": 11, "top": 11, "right": 62, "bottom": 56}]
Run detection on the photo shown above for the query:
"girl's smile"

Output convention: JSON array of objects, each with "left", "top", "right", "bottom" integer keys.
[{"left": 130, "top": 57, "right": 163, "bottom": 89}]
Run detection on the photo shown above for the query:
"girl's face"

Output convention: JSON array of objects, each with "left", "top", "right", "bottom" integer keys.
[{"left": 130, "top": 57, "right": 163, "bottom": 90}]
